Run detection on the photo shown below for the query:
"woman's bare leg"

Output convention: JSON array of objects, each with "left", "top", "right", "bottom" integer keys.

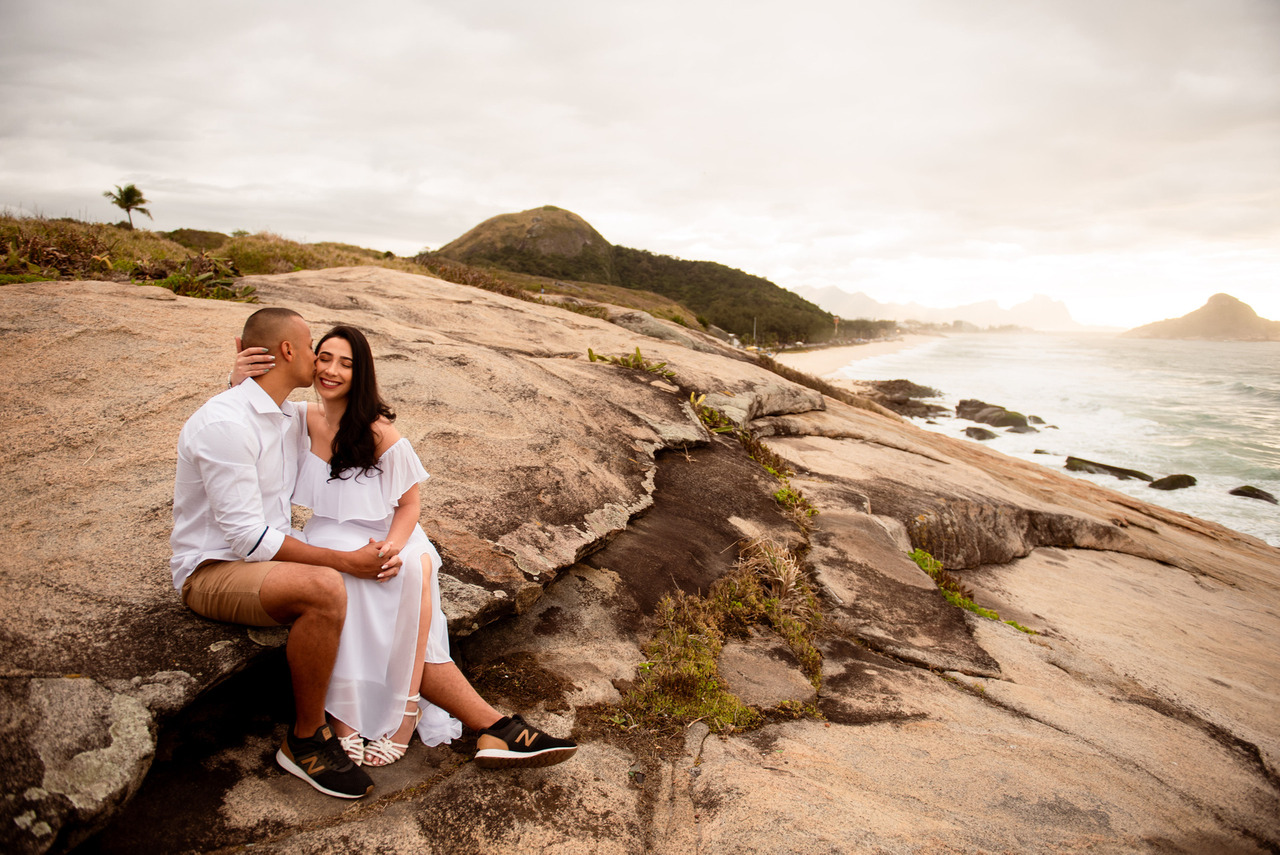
[
  {"left": 418, "top": 662, "right": 502, "bottom": 731},
  {"left": 364, "top": 557, "right": 431, "bottom": 765}
]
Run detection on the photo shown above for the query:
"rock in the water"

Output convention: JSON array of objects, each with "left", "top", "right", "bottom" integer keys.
[
  {"left": 1006, "top": 425, "right": 1039, "bottom": 435},
  {"left": 1028, "top": 415, "right": 1046, "bottom": 425},
  {"left": 1065, "top": 457, "right": 1154, "bottom": 482},
  {"left": 870, "top": 379, "right": 940, "bottom": 400},
  {"left": 956, "top": 399, "right": 1028, "bottom": 428},
  {"left": 965, "top": 426, "right": 998, "bottom": 441},
  {"left": 987, "top": 410, "right": 1029, "bottom": 428},
  {"left": 1229, "top": 485, "right": 1278, "bottom": 504},
  {"left": 1150, "top": 474, "right": 1197, "bottom": 491},
  {"left": 955, "top": 399, "right": 990, "bottom": 420},
  {"left": 863, "top": 379, "right": 947, "bottom": 418}
]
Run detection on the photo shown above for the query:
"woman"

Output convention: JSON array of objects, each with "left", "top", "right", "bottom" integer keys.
[{"left": 235, "top": 325, "right": 460, "bottom": 766}]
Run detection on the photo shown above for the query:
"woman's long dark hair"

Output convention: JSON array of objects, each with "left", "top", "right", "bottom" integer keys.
[{"left": 317, "top": 325, "right": 396, "bottom": 481}]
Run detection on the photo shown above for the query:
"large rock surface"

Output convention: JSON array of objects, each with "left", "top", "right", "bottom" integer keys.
[{"left": 1, "top": 268, "right": 1277, "bottom": 854}]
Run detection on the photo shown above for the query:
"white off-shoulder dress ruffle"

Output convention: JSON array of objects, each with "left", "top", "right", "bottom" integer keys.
[{"left": 292, "top": 404, "right": 461, "bottom": 747}]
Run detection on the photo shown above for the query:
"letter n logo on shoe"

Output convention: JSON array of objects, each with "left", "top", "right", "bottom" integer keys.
[
  {"left": 514, "top": 729, "right": 538, "bottom": 748},
  {"left": 302, "top": 755, "right": 327, "bottom": 776}
]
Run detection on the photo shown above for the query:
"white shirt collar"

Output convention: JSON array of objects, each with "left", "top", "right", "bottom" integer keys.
[{"left": 242, "top": 377, "right": 295, "bottom": 418}]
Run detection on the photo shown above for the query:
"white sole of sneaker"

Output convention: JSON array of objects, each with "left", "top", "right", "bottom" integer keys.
[
  {"left": 275, "top": 748, "right": 372, "bottom": 799},
  {"left": 473, "top": 745, "right": 578, "bottom": 769}
]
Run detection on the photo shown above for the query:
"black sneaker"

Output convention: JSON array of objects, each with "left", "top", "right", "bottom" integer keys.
[
  {"left": 474, "top": 714, "right": 578, "bottom": 769},
  {"left": 276, "top": 723, "right": 374, "bottom": 799}
]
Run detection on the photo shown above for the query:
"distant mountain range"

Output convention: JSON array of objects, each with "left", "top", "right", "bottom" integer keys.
[
  {"left": 435, "top": 206, "right": 835, "bottom": 343},
  {"left": 792, "top": 286, "right": 1090, "bottom": 332},
  {"left": 1122, "top": 293, "right": 1280, "bottom": 341}
]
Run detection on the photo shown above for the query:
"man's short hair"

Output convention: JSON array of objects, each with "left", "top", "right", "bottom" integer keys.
[{"left": 241, "top": 308, "right": 304, "bottom": 351}]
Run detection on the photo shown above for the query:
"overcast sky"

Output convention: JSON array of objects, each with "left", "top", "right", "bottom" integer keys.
[{"left": 3, "top": 0, "right": 1277, "bottom": 327}]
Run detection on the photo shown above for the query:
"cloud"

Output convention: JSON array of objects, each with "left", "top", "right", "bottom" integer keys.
[{"left": 1, "top": 0, "right": 1277, "bottom": 326}]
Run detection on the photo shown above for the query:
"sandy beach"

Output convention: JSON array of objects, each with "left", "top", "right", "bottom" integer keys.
[{"left": 772, "top": 334, "right": 938, "bottom": 379}]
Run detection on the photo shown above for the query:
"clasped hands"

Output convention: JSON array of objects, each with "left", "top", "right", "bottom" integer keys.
[{"left": 341, "top": 539, "right": 403, "bottom": 582}]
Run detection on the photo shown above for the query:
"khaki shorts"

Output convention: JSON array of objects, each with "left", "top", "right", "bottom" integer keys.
[{"left": 182, "top": 559, "right": 285, "bottom": 627}]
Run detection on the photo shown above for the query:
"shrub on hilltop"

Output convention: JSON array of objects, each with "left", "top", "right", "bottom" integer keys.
[{"left": 0, "top": 214, "right": 420, "bottom": 301}]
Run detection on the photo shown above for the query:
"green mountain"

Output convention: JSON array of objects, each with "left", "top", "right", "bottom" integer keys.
[
  {"left": 436, "top": 206, "right": 834, "bottom": 344},
  {"left": 1122, "top": 293, "right": 1280, "bottom": 341}
]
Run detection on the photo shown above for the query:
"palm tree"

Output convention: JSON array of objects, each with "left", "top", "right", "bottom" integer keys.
[{"left": 102, "top": 183, "right": 153, "bottom": 229}]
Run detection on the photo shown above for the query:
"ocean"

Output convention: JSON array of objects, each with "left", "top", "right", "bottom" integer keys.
[{"left": 831, "top": 333, "right": 1280, "bottom": 548}]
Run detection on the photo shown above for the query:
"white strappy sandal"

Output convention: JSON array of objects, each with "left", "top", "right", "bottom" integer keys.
[
  {"left": 337, "top": 731, "right": 365, "bottom": 766},
  {"left": 364, "top": 694, "right": 422, "bottom": 767}
]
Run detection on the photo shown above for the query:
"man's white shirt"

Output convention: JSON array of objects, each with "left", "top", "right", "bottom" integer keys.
[{"left": 170, "top": 380, "right": 304, "bottom": 591}]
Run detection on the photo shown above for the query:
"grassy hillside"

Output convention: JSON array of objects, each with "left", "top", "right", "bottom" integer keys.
[
  {"left": 434, "top": 206, "right": 835, "bottom": 345},
  {"left": 611, "top": 247, "right": 834, "bottom": 344},
  {"left": 0, "top": 214, "right": 702, "bottom": 320},
  {"left": 439, "top": 206, "right": 617, "bottom": 286}
]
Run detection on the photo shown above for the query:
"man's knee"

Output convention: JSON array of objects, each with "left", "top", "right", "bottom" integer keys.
[
  {"left": 262, "top": 562, "right": 346, "bottom": 619},
  {"left": 301, "top": 564, "right": 346, "bottom": 605}
]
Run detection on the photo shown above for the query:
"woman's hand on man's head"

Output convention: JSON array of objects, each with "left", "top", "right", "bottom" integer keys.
[{"left": 229, "top": 335, "right": 275, "bottom": 387}]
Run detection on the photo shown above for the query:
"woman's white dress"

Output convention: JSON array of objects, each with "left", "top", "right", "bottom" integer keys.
[{"left": 292, "top": 404, "right": 461, "bottom": 746}]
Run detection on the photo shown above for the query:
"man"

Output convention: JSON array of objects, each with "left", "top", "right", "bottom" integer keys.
[{"left": 172, "top": 307, "right": 385, "bottom": 799}]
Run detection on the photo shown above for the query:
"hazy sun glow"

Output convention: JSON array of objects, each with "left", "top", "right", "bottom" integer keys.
[{"left": 3, "top": 0, "right": 1277, "bottom": 329}]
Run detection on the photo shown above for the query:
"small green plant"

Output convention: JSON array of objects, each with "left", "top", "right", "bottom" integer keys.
[
  {"left": 0, "top": 272, "right": 55, "bottom": 285},
  {"left": 773, "top": 485, "right": 817, "bottom": 517},
  {"left": 909, "top": 548, "right": 1035, "bottom": 634},
  {"left": 690, "top": 393, "right": 735, "bottom": 434},
  {"left": 604, "top": 538, "right": 824, "bottom": 738},
  {"left": 687, "top": 393, "right": 817, "bottom": 523},
  {"left": 616, "top": 590, "right": 760, "bottom": 735},
  {"left": 587, "top": 346, "right": 677, "bottom": 381},
  {"left": 150, "top": 251, "right": 258, "bottom": 302}
]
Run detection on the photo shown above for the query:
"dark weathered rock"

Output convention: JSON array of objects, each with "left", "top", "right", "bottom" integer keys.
[
  {"left": 1028, "top": 415, "right": 1046, "bottom": 425},
  {"left": 863, "top": 379, "right": 947, "bottom": 418},
  {"left": 965, "top": 426, "right": 998, "bottom": 441},
  {"left": 956, "top": 399, "right": 1028, "bottom": 428},
  {"left": 1006, "top": 425, "right": 1039, "bottom": 434},
  {"left": 987, "top": 410, "right": 1029, "bottom": 428},
  {"left": 1065, "top": 456, "right": 1154, "bottom": 482},
  {"left": 1229, "top": 485, "right": 1278, "bottom": 504},
  {"left": 870, "top": 379, "right": 941, "bottom": 400},
  {"left": 1150, "top": 474, "right": 1197, "bottom": 491},
  {"left": 955, "top": 399, "right": 990, "bottom": 420}
]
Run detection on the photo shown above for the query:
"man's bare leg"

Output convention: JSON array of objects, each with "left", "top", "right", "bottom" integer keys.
[{"left": 259, "top": 562, "right": 346, "bottom": 737}]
